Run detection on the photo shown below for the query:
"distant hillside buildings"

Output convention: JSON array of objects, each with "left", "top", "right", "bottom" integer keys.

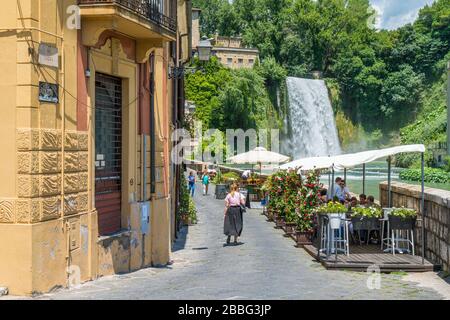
[{"left": 192, "top": 8, "right": 259, "bottom": 69}]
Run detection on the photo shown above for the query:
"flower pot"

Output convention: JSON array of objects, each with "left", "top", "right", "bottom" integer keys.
[
  {"left": 295, "top": 230, "right": 313, "bottom": 247},
  {"left": 275, "top": 216, "right": 285, "bottom": 228},
  {"left": 328, "top": 213, "right": 344, "bottom": 229},
  {"left": 267, "top": 208, "right": 274, "bottom": 221},
  {"left": 283, "top": 222, "right": 297, "bottom": 235},
  {"left": 389, "top": 215, "right": 416, "bottom": 230}
]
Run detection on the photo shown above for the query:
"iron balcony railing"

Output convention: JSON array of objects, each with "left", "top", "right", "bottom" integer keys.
[{"left": 79, "top": 0, "right": 177, "bottom": 33}]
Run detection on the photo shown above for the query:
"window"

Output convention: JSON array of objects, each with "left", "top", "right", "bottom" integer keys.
[
  {"left": 238, "top": 58, "right": 243, "bottom": 65},
  {"left": 227, "top": 58, "right": 233, "bottom": 65},
  {"left": 248, "top": 59, "right": 254, "bottom": 65}
]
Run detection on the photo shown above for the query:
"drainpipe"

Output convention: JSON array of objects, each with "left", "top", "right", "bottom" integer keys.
[{"left": 150, "top": 54, "right": 156, "bottom": 195}]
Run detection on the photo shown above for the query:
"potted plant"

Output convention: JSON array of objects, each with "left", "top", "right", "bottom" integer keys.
[
  {"left": 213, "top": 169, "right": 228, "bottom": 200},
  {"left": 294, "top": 171, "right": 321, "bottom": 247},
  {"left": 350, "top": 207, "right": 382, "bottom": 244},
  {"left": 389, "top": 207, "right": 417, "bottom": 230},
  {"left": 314, "top": 202, "right": 347, "bottom": 229}
]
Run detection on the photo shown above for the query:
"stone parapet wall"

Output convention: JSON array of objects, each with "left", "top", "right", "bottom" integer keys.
[{"left": 380, "top": 181, "right": 450, "bottom": 272}]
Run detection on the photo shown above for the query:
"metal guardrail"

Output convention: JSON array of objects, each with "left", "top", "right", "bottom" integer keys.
[{"left": 79, "top": 0, "right": 177, "bottom": 33}]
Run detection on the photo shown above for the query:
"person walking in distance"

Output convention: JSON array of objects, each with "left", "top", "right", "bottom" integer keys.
[
  {"left": 224, "top": 183, "right": 245, "bottom": 245},
  {"left": 202, "top": 170, "right": 210, "bottom": 195},
  {"left": 187, "top": 171, "right": 196, "bottom": 197}
]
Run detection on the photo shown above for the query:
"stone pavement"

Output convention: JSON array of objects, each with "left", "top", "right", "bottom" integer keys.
[{"left": 26, "top": 184, "right": 446, "bottom": 299}]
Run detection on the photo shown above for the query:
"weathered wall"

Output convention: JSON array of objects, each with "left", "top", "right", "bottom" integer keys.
[{"left": 380, "top": 181, "right": 450, "bottom": 272}]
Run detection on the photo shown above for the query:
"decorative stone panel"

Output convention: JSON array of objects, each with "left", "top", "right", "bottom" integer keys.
[
  {"left": 16, "top": 198, "right": 40, "bottom": 223},
  {"left": 78, "top": 193, "right": 89, "bottom": 212},
  {"left": 64, "top": 173, "right": 80, "bottom": 194},
  {"left": 40, "top": 152, "right": 60, "bottom": 174},
  {"left": 65, "top": 131, "right": 79, "bottom": 151},
  {"left": 40, "top": 129, "right": 61, "bottom": 151},
  {"left": 17, "top": 128, "right": 39, "bottom": 151},
  {"left": 40, "top": 196, "right": 61, "bottom": 221},
  {"left": 17, "top": 175, "right": 40, "bottom": 198},
  {"left": 17, "top": 151, "right": 39, "bottom": 174},
  {"left": 0, "top": 199, "right": 16, "bottom": 223},
  {"left": 78, "top": 133, "right": 88, "bottom": 151},
  {"left": 79, "top": 172, "right": 89, "bottom": 192},
  {"left": 64, "top": 194, "right": 78, "bottom": 215},
  {"left": 79, "top": 152, "right": 89, "bottom": 172},
  {"left": 39, "top": 174, "right": 61, "bottom": 197},
  {"left": 64, "top": 152, "right": 80, "bottom": 172}
]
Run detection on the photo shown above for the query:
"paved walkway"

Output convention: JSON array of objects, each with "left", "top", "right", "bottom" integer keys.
[{"left": 29, "top": 183, "right": 446, "bottom": 300}]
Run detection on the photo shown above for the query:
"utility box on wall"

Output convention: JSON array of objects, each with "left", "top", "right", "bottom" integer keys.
[{"left": 141, "top": 202, "right": 151, "bottom": 235}]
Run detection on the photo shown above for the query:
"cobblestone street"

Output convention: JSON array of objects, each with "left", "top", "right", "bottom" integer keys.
[{"left": 32, "top": 184, "right": 445, "bottom": 300}]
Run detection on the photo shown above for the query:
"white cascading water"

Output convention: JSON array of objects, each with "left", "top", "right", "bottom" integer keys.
[{"left": 285, "top": 77, "right": 341, "bottom": 159}]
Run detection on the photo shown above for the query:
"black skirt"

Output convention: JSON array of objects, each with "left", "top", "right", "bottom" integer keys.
[{"left": 224, "top": 206, "right": 243, "bottom": 236}]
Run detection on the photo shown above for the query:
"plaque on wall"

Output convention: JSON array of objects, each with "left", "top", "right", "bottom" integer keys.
[
  {"left": 39, "top": 82, "right": 59, "bottom": 103},
  {"left": 38, "top": 43, "right": 59, "bottom": 68}
]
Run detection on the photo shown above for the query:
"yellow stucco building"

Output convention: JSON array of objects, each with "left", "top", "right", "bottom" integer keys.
[{"left": 0, "top": 0, "right": 191, "bottom": 295}]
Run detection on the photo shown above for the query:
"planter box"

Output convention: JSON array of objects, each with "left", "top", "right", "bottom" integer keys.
[
  {"left": 275, "top": 216, "right": 285, "bottom": 229},
  {"left": 215, "top": 184, "right": 228, "bottom": 200},
  {"left": 389, "top": 215, "right": 416, "bottom": 230},
  {"left": 283, "top": 222, "right": 297, "bottom": 235},
  {"left": 351, "top": 216, "right": 381, "bottom": 231},
  {"left": 295, "top": 230, "right": 313, "bottom": 247}
]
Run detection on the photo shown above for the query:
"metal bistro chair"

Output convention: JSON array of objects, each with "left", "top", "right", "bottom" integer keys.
[{"left": 317, "top": 214, "right": 329, "bottom": 258}]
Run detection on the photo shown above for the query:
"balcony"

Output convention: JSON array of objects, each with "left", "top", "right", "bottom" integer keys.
[{"left": 79, "top": 0, "right": 177, "bottom": 45}]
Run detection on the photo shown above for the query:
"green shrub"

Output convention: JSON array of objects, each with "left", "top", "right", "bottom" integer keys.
[
  {"left": 391, "top": 207, "right": 417, "bottom": 219},
  {"left": 351, "top": 207, "right": 382, "bottom": 218},
  {"left": 399, "top": 167, "right": 450, "bottom": 183},
  {"left": 315, "top": 202, "right": 348, "bottom": 214}
]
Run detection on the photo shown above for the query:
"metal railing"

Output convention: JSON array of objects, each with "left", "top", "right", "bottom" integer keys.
[{"left": 79, "top": 0, "right": 177, "bottom": 33}]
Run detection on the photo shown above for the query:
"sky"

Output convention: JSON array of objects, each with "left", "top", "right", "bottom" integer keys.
[{"left": 369, "top": 0, "right": 437, "bottom": 30}]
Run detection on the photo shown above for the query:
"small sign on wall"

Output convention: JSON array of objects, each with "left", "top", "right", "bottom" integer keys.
[
  {"left": 38, "top": 43, "right": 59, "bottom": 68},
  {"left": 39, "top": 82, "right": 59, "bottom": 103}
]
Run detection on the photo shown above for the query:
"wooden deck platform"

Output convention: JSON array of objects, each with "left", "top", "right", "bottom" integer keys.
[{"left": 303, "top": 244, "right": 436, "bottom": 272}]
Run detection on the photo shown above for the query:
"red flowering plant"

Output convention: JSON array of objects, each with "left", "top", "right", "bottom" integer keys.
[
  {"left": 295, "top": 170, "right": 322, "bottom": 232},
  {"left": 263, "top": 169, "right": 302, "bottom": 221}
]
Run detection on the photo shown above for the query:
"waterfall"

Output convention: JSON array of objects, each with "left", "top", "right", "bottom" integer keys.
[{"left": 284, "top": 77, "right": 341, "bottom": 159}]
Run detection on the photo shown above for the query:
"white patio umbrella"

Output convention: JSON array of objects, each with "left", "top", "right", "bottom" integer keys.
[{"left": 227, "top": 147, "right": 290, "bottom": 175}]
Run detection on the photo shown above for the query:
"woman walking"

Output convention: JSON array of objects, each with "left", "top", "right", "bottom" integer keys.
[
  {"left": 224, "top": 183, "right": 245, "bottom": 245},
  {"left": 187, "top": 171, "right": 196, "bottom": 197}
]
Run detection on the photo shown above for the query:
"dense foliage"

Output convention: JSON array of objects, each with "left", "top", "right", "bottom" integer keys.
[
  {"left": 263, "top": 170, "right": 321, "bottom": 231},
  {"left": 180, "top": 176, "right": 198, "bottom": 224},
  {"left": 399, "top": 167, "right": 450, "bottom": 183},
  {"left": 192, "top": 0, "right": 449, "bottom": 155}
]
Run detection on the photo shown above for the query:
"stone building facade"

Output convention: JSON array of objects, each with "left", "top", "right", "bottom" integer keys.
[
  {"left": 211, "top": 35, "right": 259, "bottom": 69},
  {"left": 0, "top": 0, "right": 191, "bottom": 295},
  {"left": 191, "top": 9, "right": 259, "bottom": 69}
]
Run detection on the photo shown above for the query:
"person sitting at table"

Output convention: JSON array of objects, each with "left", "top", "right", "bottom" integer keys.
[
  {"left": 348, "top": 196, "right": 358, "bottom": 209},
  {"left": 366, "top": 195, "right": 381, "bottom": 208},
  {"left": 359, "top": 194, "right": 367, "bottom": 206}
]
